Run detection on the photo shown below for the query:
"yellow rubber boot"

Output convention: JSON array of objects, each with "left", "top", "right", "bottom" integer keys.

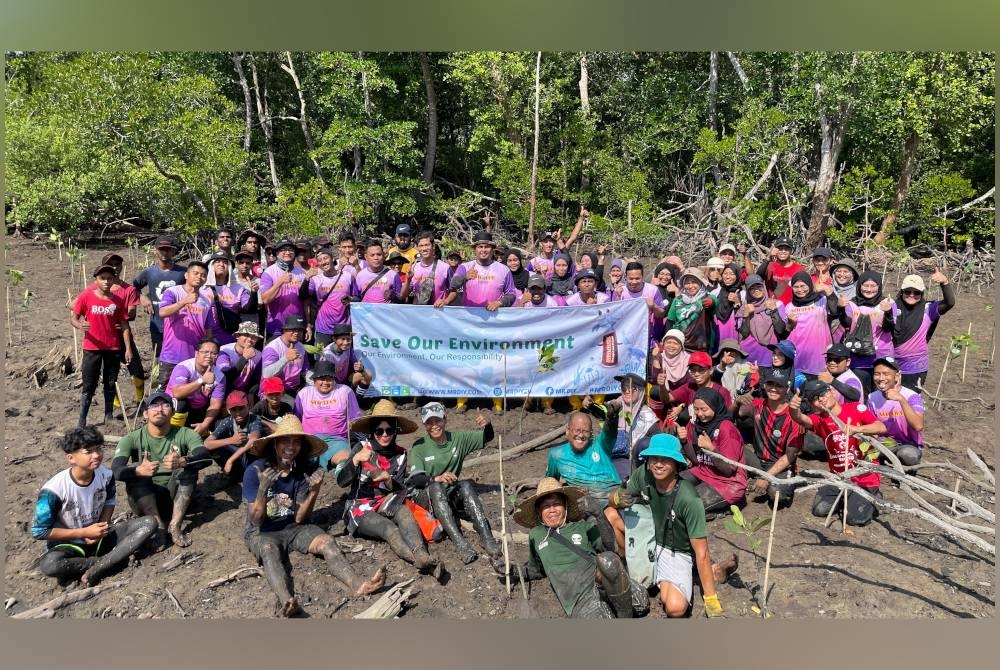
[
  {"left": 455, "top": 398, "right": 468, "bottom": 414},
  {"left": 113, "top": 395, "right": 122, "bottom": 409},
  {"left": 132, "top": 377, "right": 146, "bottom": 404},
  {"left": 170, "top": 412, "right": 188, "bottom": 428},
  {"left": 493, "top": 398, "right": 504, "bottom": 414},
  {"left": 541, "top": 397, "right": 555, "bottom": 415},
  {"left": 569, "top": 396, "right": 584, "bottom": 411},
  {"left": 592, "top": 394, "right": 606, "bottom": 404}
]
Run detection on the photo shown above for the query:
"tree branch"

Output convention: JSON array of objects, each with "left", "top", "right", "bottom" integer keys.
[{"left": 726, "top": 52, "right": 751, "bottom": 90}]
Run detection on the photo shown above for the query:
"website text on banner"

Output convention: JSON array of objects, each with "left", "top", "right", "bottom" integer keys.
[{"left": 350, "top": 301, "right": 650, "bottom": 398}]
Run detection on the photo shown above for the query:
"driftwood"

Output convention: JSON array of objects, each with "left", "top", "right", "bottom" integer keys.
[
  {"left": 7, "top": 452, "right": 44, "bottom": 465},
  {"left": 11, "top": 579, "right": 128, "bottom": 619},
  {"left": 164, "top": 588, "right": 186, "bottom": 617},
  {"left": 161, "top": 551, "right": 203, "bottom": 571},
  {"left": 8, "top": 344, "right": 74, "bottom": 380},
  {"left": 965, "top": 448, "right": 995, "bottom": 487},
  {"left": 353, "top": 578, "right": 416, "bottom": 619},
  {"left": 204, "top": 566, "right": 263, "bottom": 589},
  {"left": 463, "top": 426, "right": 564, "bottom": 469}
]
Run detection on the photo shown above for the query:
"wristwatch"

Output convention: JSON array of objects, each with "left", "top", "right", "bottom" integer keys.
[{"left": 196, "top": 376, "right": 205, "bottom": 385}]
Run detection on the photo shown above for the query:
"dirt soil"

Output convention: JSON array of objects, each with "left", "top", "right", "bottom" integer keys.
[{"left": 2, "top": 236, "right": 995, "bottom": 619}]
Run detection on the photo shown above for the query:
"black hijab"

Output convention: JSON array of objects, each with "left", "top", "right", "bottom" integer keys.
[
  {"left": 506, "top": 249, "right": 530, "bottom": 291},
  {"left": 893, "top": 287, "right": 927, "bottom": 346},
  {"left": 653, "top": 262, "right": 679, "bottom": 303},
  {"left": 692, "top": 386, "right": 729, "bottom": 442},
  {"left": 852, "top": 271, "right": 884, "bottom": 308},
  {"left": 716, "top": 263, "right": 745, "bottom": 321},
  {"left": 789, "top": 271, "right": 823, "bottom": 307},
  {"left": 547, "top": 252, "right": 575, "bottom": 296}
]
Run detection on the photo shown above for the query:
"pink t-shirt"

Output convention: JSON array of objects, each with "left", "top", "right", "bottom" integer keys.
[
  {"left": 259, "top": 264, "right": 307, "bottom": 337},
  {"left": 407, "top": 259, "right": 451, "bottom": 304},
  {"left": 612, "top": 282, "right": 664, "bottom": 345},
  {"left": 867, "top": 388, "right": 923, "bottom": 447},
  {"left": 784, "top": 297, "right": 832, "bottom": 375},
  {"left": 565, "top": 292, "right": 609, "bottom": 306},
  {"left": 355, "top": 267, "right": 401, "bottom": 304},
  {"left": 159, "top": 285, "right": 216, "bottom": 364},
  {"left": 166, "top": 359, "right": 226, "bottom": 409},
  {"left": 891, "top": 301, "right": 942, "bottom": 374},
  {"left": 293, "top": 385, "right": 362, "bottom": 438},
  {"left": 527, "top": 254, "right": 556, "bottom": 279},
  {"left": 218, "top": 343, "right": 263, "bottom": 392},
  {"left": 521, "top": 295, "right": 561, "bottom": 308},
  {"left": 310, "top": 270, "right": 357, "bottom": 333},
  {"left": 453, "top": 261, "right": 515, "bottom": 307},
  {"left": 208, "top": 283, "right": 250, "bottom": 345},
  {"left": 261, "top": 338, "right": 309, "bottom": 394}
]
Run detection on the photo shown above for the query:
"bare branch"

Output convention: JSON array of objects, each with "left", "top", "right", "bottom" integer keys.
[{"left": 726, "top": 52, "right": 751, "bottom": 90}]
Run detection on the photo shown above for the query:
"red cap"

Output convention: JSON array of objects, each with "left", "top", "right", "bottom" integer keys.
[
  {"left": 260, "top": 377, "right": 285, "bottom": 395},
  {"left": 225, "top": 390, "right": 249, "bottom": 408},
  {"left": 688, "top": 351, "right": 713, "bottom": 368}
]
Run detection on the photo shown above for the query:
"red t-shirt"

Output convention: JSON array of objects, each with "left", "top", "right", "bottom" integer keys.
[
  {"left": 764, "top": 261, "right": 805, "bottom": 304},
  {"left": 87, "top": 281, "right": 139, "bottom": 314},
  {"left": 73, "top": 290, "right": 128, "bottom": 351},
  {"left": 808, "top": 402, "right": 881, "bottom": 488},
  {"left": 686, "top": 420, "right": 748, "bottom": 503},
  {"left": 670, "top": 381, "right": 733, "bottom": 411}
]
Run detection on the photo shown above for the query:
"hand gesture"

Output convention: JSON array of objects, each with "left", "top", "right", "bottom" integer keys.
[
  {"left": 436, "top": 472, "right": 458, "bottom": 485},
  {"left": 370, "top": 468, "right": 391, "bottom": 483},
  {"left": 701, "top": 296, "right": 714, "bottom": 309},
  {"left": 789, "top": 389, "right": 802, "bottom": 411},
  {"left": 765, "top": 298, "right": 777, "bottom": 311},
  {"left": 306, "top": 469, "right": 325, "bottom": 493},
  {"left": 597, "top": 243, "right": 608, "bottom": 255},
  {"left": 615, "top": 284, "right": 625, "bottom": 298},
  {"left": 742, "top": 303, "right": 755, "bottom": 318},
  {"left": 580, "top": 206, "right": 589, "bottom": 218},
  {"left": 285, "top": 348, "right": 300, "bottom": 362},
  {"left": 879, "top": 298, "right": 892, "bottom": 312},
  {"left": 883, "top": 382, "right": 903, "bottom": 402},
  {"left": 728, "top": 291, "right": 740, "bottom": 305},
  {"left": 474, "top": 409, "right": 491, "bottom": 428},
  {"left": 786, "top": 313, "right": 797, "bottom": 327},
  {"left": 277, "top": 271, "right": 292, "bottom": 286},
  {"left": 249, "top": 278, "right": 260, "bottom": 292},
  {"left": 676, "top": 425, "right": 687, "bottom": 441},
  {"left": 163, "top": 450, "right": 185, "bottom": 470},
  {"left": 243, "top": 346, "right": 257, "bottom": 361},
  {"left": 656, "top": 372, "right": 666, "bottom": 387},
  {"left": 354, "top": 445, "right": 373, "bottom": 466},
  {"left": 838, "top": 295, "right": 849, "bottom": 308},
  {"left": 736, "top": 242, "right": 747, "bottom": 255},
  {"left": 697, "top": 433, "right": 714, "bottom": 451},
  {"left": 817, "top": 370, "right": 833, "bottom": 384},
  {"left": 258, "top": 466, "right": 280, "bottom": 493},
  {"left": 466, "top": 266, "right": 479, "bottom": 281},
  {"left": 81, "top": 522, "right": 110, "bottom": 543},
  {"left": 930, "top": 267, "right": 948, "bottom": 285},
  {"left": 645, "top": 296, "right": 655, "bottom": 309},
  {"left": 136, "top": 455, "right": 160, "bottom": 478},
  {"left": 202, "top": 369, "right": 216, "bottom": 386},
  {"left": 819, "top": 283, "right": 834, "bottom": 296},
  {"left": 181, "top": 290, "right": 199, "bottom": 307}
]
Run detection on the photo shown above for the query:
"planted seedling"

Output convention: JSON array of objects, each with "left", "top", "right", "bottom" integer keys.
[{"left": 724, "top": 504, "right": 772, "bottom": 615}]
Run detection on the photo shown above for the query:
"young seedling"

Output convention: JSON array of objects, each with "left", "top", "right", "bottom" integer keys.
[
  {"left": 49, "top": 228, "right": 63, "bottom": 261},
  {"left": 4, "top": 268, "right": 24, "bottom": 347},
  {"left": 723, "top": 504, "right": 772, "bottom": 615},
  {"left": 516, "top": 342, "right": 561, "bottom": 441},
  {"left": 934, "top": 332, "right": 978, "bottom": 408}
]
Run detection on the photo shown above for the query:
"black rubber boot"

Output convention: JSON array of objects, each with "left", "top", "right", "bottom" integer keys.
[
  {"left": 596, "top": 552, "right": 635, "bottom": 618},
  {"left": 456, "top": 480, "right": 501, "bottom": 559},
  {"left": 78, "top": 393, "right": 94, "bottom": 429},
  {"left": 429, "top": 482, "right": 478, "bottom": 564},
  {"left": 384, "top": 526, "right": 417, "bottom": 564},
  {"left": 38, "top": 553, "right": 96, "bottom": 581}
]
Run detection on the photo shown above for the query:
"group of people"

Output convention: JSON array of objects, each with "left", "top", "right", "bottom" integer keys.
[{"left": 45, "top": 220, "right": 957, "bottom": 617}]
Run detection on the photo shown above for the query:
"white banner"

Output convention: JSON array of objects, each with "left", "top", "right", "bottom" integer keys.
[{"left": 350, "top": 300, "right": 649, "bottom": 398}]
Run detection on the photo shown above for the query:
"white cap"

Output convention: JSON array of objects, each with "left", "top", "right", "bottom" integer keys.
[
  {"left": 900, "top": 275, "right": 926, "bottom": 293},
  {"left": 419, "top": 401, "right": 447, "bottom": 423},
  {"left": 706, "top": 257, "right": 725, "bottom": 269},
  {"left": 662, "top": 329, "right": 686, "bottom": 346},
  {"left": 719, "top": 243, "right": 737, "bottom": 255}
]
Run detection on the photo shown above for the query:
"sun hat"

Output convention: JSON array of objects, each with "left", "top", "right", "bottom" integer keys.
[
  {"left": 614, "top": 373, "right": 647, "bottom": 389},
  {"left": 662, "top": 329, "right": 686, "bottom": 346},
  {"left": 349, "top": 398, "right": 418, "bottom": 435},
  {"left": 573, "top": 268, "right": 598, "bottom": 286},
  {"left": 282, "top": 315, "right": 307, "bottom": 331},
  {"left": 235, "top": 321, "right": 261, "bottom": 339},
  {"left": 385, "top": 252, "right": 407, "bottom": 266},
  {"left": 679, "top": 267, "right": 707, "bottom": 286},
  {"left": 472, "top": 231, "right": 497, "bottom": 247},
  {"left": 512, "top": 477, "right": 586, "bottom": 529},
  {"left": 332, "top": 323, "right": 355, "bottom": 337},
  {"left": 312, "top": 360, "right": 336, "bottom": 379},
  {"left": 274, "top": 239, "right": 297, "bottom": 252},
  {"left": 638, "top": 433, "right": 687, "bottom": 469},
  {"left": 900, "top": 275, "right": 926, "bottom": 293},
  {"left": 715, "top": 338, "right": 748, "bottom": 359},
  {"left": 260, "top": 376, "right": 285, "bottom": 395},
  {"left": 248, "top": 415, "right": 326, "bottom": 458},
  {"left": 706, "top": 257, "right": 726, "bottom": 270},
  {"left": 419, "top": 401, "right": 447, "bottom": 423}
]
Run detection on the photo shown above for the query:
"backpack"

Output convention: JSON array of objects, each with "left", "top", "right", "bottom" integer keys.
[
  {"left": 843, "top": 313, "right": 876, "bottom": 357},
  {"left": 620, "top": 504, "right": 656, "bottom": 588}
]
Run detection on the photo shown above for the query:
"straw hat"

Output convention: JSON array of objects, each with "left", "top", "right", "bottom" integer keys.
[
  {"left": 249, "top": 415, "right": 327, "bottom": 458},
  {"left": 349, "top": 399, "right": 418, "bottom": 435},
  {"left": 512, "top": 477, "right": 586, "bottom": 529}
]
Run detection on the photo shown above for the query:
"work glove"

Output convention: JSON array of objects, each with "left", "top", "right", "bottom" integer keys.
[
  {"left": 703, "top": 593, "right": 725, "bottom": 618},
  {"left": 608, "top": 487, "right": 634, "bottom": 509}
]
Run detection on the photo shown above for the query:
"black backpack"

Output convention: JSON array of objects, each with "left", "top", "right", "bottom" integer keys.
[{"left": 842, "top": 313, "right": 876, "bottom": 357}]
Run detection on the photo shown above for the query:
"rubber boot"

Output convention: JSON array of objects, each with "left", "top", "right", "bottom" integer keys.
[
  {"left": 399, "top": 513, "right": 444, "bottom": 582},
  {"left": 540, "top": 397, "right": 555, "bottom": 415},
  {"left": 383, "top": 526, "right": 417, "bottom": 564},
  {"left": 170, "top": 412, "right": 189, "bottom": 428},
  {"left": 597, "top": 552, "right": 634, "bottom": 618},
  {"left": 428, "top": 482, "right": 478, "bottom": 564},
  {"left": 132, "top": 377, "right": 146, "bottom": 404},
  {"left": 592, "top": 394, "right": 606, "bottom": 404},
  {"left": 103, "top": 387, "right": 117, "bottom": 422},
  {"left": 78, "top": 393, "right": 94, "bottom": 429},
  {"left": 454, "top": 398, "right": 468, "bottom": 414},
  {"left": 492, "top": 398, "right": 504, "bottom": 414},
  {"left": 457, "top": 481, "right": 501, "bottom": 559},
  {"left": 569, "top": 396, "right": 584, "bottom": 411}
]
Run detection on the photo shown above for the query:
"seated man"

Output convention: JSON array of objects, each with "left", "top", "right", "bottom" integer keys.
[
  {"left": 504, "top": 477, "right": 649, "bottom": 619},
  {"left": 32, "top": 427, "right": 157, "bottom": 586},
  {"left": 605, "top": 434, "right": 735, "bottom": 618},
  {"left": 868, "top": 356, "right": 924, "bottom": 465},
  {"left": 818, "top": 342, "right": 864, "bottom": 404},
  {"left": 734, "top": 367, "right": 804, "bottom": 508},
  {"left": 203, "top": 390, "right": 263, "bottom": 483},
  {"left": 261, "top": 315, "right": 310, "bottom": 399},
  {"left": 243, "top": 416, "right": 385, "bottom": 616},
  {"left": 111, "top": 391, "right": 213, "bottom": 549},
  {"left": 165, "top": 337, "right": 226, "bottom": 436},
  {"left": 789, "top": 380, "right": 887, "bottom": 527},
  {"left": 408, "top": 402, "right": 501, "bottom": 565}
]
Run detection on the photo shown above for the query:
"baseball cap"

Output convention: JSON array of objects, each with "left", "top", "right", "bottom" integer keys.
[
  {"left": 573, "top": 268, "right": 597, "bottom": 285},
  {"left": 614, "top": 373, "right": 647, "bottom": 389},
  {"left": 706, "top": 257, "right": 726, "bottom": 269},
  {"left": 274, "top": 238, "right": 297, "bottom": 251},
  {"left": 282, "top": 315, "right": 307, "bottom": 331},
  {"left": 446, "top": 250, "right": 463, "bottom": 260},
  {"left": 688, "top": 351, "right": 713, "bottom": 368},
  {"left": 208, "top": 251, "right": 234, "bottom": 266},
  {"left": 812, "top": 247, "right": 834, "bottom": 259},
  {"left": 900, "top": 275, "right": 926, "bottom": 293},
  {"left": 155, "top": 236, "right": 178, "bottom": 250},
  {"left": 332, "top": 323, "right": 355, "bottom": 337},
  {"left": 760, "top": 366, "right": 792, "bottom": 387},
  {"left": 395, "top": 224, "right": 412, "bottom": 236},
  {"left": 101, "top": 253, "right": 124, "bottom": 265},
  {"left": 234, "top": 250, "right": 255, "bottom": 262},
  {"left": 92, "top": 264, "right": 118, "bottom": 277},
  {"left": 261, "top": 376, "right": 285, "bottom": 395},
  {"left": 539, "top": 231, "right": 556, "bottom": 241},
  {"left": 801, "top": 379, "right": 831, "bottom": 402},
  {"left": 141, "top": 390, "right": 174, "bottom": 410},
  {"left": 745, "top": 274, "right": 765, "bottom": 289},
  {"left": 420, "top": 401, "right": 446, "bottom": 423},
  {"left": 767, "top": 340, "right": 797, "bottom": 362},
  {"left": 872, "top": 356, "right": 901, "bottom": 372},
  {"left": 225, "top": 390, "right": 249, "bottom": 409},
  {"left": 774, "top": 236, "right": 795, "bottom": 249},
  {"left": 825, "top": 342, "right": 852, "bottom": 359},
  {"left": 718, "top": 243, "right": 737, "bottom": 255},
  {"left": 527, "top": 275, "right": 546, "bottom": 289}
]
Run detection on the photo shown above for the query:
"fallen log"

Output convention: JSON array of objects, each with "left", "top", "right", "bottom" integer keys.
[
  {"left": 463, "top": 426, "right": 563, "bottom": 469},
  {"left": 12, "top": 579, "right": 128, "bottom": 619},
  {"left": 459, "top": 518, "right": 529, "bottom": 545},
  {"left": 353, "top": 578, "right": 416, "bottom": 619}
]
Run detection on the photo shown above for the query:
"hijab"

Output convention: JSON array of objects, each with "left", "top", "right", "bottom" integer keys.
[
  {"left": 789, "top": 271, "right": 824, "bottom": 307},
  {"left": 716, "top": 263, "right": 744, "bottom": 321},
  {"left": 547, "top": 253, "right": 575, "bottom": 296},
  {"left": 893, "top": 287, "right": 927, "bottom": 347},
  {"left": 832, "top": 261, "right": 859, "bottom": 301},
  {"left": 659, "top": 335, "right": 691, "bottom": 386},
  {"left": 745, "top": 277, "right": 776, "bottom": 346},
  {"left": 670, "top": 271, "right": 709, "bottom": 332},
  {"left": 506, "top": 249, "right": 530, "bottom": 291},
  {"left": 852, "top": 271, "right": 884, "bottom": 308},
  {"left": 653, "top": 262, "right": 677, "bottom": 302},
  {"left": 692, "top": 386, "right": 728, "bottom": 442},
  {"left": 579, "top": 252, "right": 606, "bottom": 291}
]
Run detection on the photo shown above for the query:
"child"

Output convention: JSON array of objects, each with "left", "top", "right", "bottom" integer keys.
[
  {"left": 204, "top": 390, "right": 263, "bottom": 483},
  {"left": 32, "top": 427, "right": 157, "bottom": 586},
  {"left": 252, "top": 376, "right": 295, "bottom": 435},
  {"left": 319, "top": 323, "right": 371, "bottom": 393}
]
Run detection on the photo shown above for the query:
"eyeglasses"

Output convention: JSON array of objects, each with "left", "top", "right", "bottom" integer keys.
[
  {"left": 901, "top": 289, "right": 923, "bottom": 296},
  {"left": 197, "top": 350, "right": 220, "bottom": 357},
  {"left": 147, "top": 402, "right": 173, "bottom": 412},
  {"left": 373, "top": 427, "right": 397, "bottom": 437}
]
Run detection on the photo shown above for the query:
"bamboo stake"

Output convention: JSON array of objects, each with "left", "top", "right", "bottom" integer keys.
[
  {"left": 961, "top": 322, "right": 972, "bottom": 382},
  {"left": 933, "top": 350, "right": 951, "bottom": 411},
  {"left": 115, "top": 382, "right": 133, "bottom": 432},
  {"left": 760, "top": 490, "right": 780, "bottom": 618},
  {"left": 842, "top": 419, "right": 852, "bottom": 534},
  {"left": 498, "top": 344, "right": 512, "bottom": 596},
  {"left": 81, "top": 262, "right": 87, "bottom": 290},
  {"left": 72, "top": 324, "right": 80, "bottom": 370},
  {"left": 6, "top": 285, "right": 12, "bottom": 347},
  {"left": 823, "top": 489, "right": 844, "bottom": 528}
]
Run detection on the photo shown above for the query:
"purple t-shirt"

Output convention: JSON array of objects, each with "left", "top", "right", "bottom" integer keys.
[
  {"left": 891, "top": 301, "right": 942, "bottom": 374},
  {"left": 319, "top": 345, "right": 360, "bottom": 384},
  {"left": 262, "top": 338, "right": 309, "bottom": 394},
  {"left": 166, "top": 359, "right": 226, "bottom": 409},
  {"left": 565, "top": 292, "right": 610, "bottom": 306},
  {"left": 868, "top": 388, "right": 924, "bottom": 447},
  {"left": 259, "top": 264, "right": 307, "bottom": 337},
  {"left": 454, "top": 261, "right": 515, "bottom": 308},
  {"left": 293, "top": 385, "right": 362, "bottom": 439},
  {"left": 522, "top": 295, "right": 561, "bottom": 308},
  {"left": 612, "top": 282, "right": 664, "bottom": 346},
  {"left": 527, "top": 254, "right": 556, "bottom": 279},
  {"left": 785, "top": 297, "right": 832, "bottom": 375},
  {"left": 218, "top": 343, "right": 263, "bottom": 392},
  {"left": 310, "top": 270, "right": 357, "bottom": 334},
  {"left": 408, "top": 259, "right": 451, "bottom": 304},
  {"left": 738, "top": 301, "right": 788, "bottom": 367},
  {"left": 208, "top": 283, "right": 251, "bottom": 346},
  {"left": 833, "top": 369, "right": 865, "bottom": 405},
  {"left": 845, "top": 302, "right": 895, "bottom": 368},
  {"left": 159, "top": 285, "right": 216, "bottom": 364},
  {"left": 355, "top": 267, "right": 401, "bottom": 304}
]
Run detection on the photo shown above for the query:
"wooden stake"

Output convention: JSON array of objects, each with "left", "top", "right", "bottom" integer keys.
[
  {"left": 961, "top": 322, "right": 972, "bottom": 383},
  {"left": 115, "top": 382, "right": 133, "bottom": 432},
  {"left": 6, "top": 285, "right": 12, "bottom": 347},
  {"left": 760, "top": 490, "right": 780, "bottom": 618},
  {"left": 81, "top": 263, "right": 87, "bottom": 290},
  {"left": 950, "top": 478, "right": 961, "bottom": 513},
  {"left": 933, "top": 351, "right": 951, "bottom": 411},
  {"left": 72, "top": 325, "right": 81, "bottom": 370},
  {"left": 841, "top": 479, "right": 849, "bottom": 533},
  {"left": 498, "top": 344, "right": 512, "bottom": 596},
  {"left": 823, "top": 489, "right": 844, "bottom": 528}
]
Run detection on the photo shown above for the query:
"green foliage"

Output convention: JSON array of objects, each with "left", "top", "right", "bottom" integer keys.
[
  {"left": 949, "top": 333, "right": 977, "bottom": 359},
  {"left": 537, "top": 342, "right": 560, "bottom": 374},
  {"left": 723, "top": 504, "right": 770, "bottom": 553},
  {"left": 4, "top": 269, "right": 25, "bottom": 288}
]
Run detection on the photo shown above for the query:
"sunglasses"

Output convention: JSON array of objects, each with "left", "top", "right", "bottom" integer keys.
[
  {"left": 901, "top": 289, "right": 923, "bottom": 296},
  {"left": 826, "top": 356, "right": 848, "bottom": 363},
  {"left": 373, "top": 426, "right": 397, "bottom": 437}
]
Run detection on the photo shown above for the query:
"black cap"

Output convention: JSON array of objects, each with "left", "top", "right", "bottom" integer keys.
[
  {"left": 872, "top": 356, "right": 900, "bottom": 372},
  {"left": 573, "top": 268, "right": 597, "bottom": 285},
  {"left": 774, "top": 236, "right": 795, "bottom": 249},
  {"left": 101, "top": 253, "right": 123, "bottom": 265},
  {"left": 527, "top": 275, "right": 546, "bottom": 289},
  {"left": 539, "top": 231, "right": 556, "bottom": 241},
  {"left": 274, "top": 239, "right": 297, "bottom": 251},
  {"left": 761, "top": 366, "right": 792, "bottom": 387},
  {"left": 93, "top": 264, "right": 118, "bottom": 277},
  {"left": 812, "top": 246, "right": 834, "bottom": 259},
  {"left": 446, "top": 250, "right": 462, "bottom": 260},
  {"left": 208, "top": 251, "right": 234, "bottom": 266},
  {"left": 472, "top": 231, "right": 496, "bottom": 246},
  {"left": 282, "top": 315, "right": 307, "bottom": 331},
  {"left": 312, "top": 360, "right": 336, "bottom": 379},
  {"left": 141, "top": 390, "right": 174, "bottom": 410},
  {"left": 614, "top": 373, "right": 647, "bottom": 389},
  {"left": 825, "top": 342, "right": 852, "bottom": 359},
  {"left": 155, "top": 236, "right": 178, "bottom": 250},
  {"left": 801, "top": 379, "right": 831, "bottom": 401},
  {"left": 395, "top": 223, "right": 412, "bottom": 236},
  {"left": 332, "top": 323, "right": 355, "bottom": 337},
  {"left": 234, "top": 250, "right": 255, "bottom": 262},
  {"left": 385, "top": 252, "right": 406, "bottom": 266}
]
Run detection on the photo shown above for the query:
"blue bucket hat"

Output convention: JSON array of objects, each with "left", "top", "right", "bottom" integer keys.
[
  {"left": 767, "top": 339, "right": 797, "bottom": 362},
  {"left": 639, "top": 434, "right": 687, "bottom": 469}
]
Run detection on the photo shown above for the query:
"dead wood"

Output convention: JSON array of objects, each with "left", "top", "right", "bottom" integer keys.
[
  {"left": 353, "top": 578, "right": 416, "bottom": 619},
  {"left": 204, "top": 566, "right": 263, "bottom": 589},
  {"left": 463, "top": 426, "right": 563, "bottom": 469},
  {"left": 11, "top": 579, "right": 128, "bottom": 619}
]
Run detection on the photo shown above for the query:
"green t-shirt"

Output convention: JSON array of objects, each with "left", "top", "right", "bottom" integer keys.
[
  {"left": 408, "top": 430, "right": 485, "bottom": 478},
  {"left": 113, "top": 426, "right": 204, "bottom": 486},
  {"left": 527, "top": 519, "right": 604, "bottom": 616},
  {"left": 624, "top": 468, "right": 705, "bottom": 556}
]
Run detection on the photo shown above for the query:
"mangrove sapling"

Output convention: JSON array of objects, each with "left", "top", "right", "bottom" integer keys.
[
  {"left": 516, "top": 342, "right": 559, "bottom": 441},
  {"left": 723, "top": 505, "right": 771, "bottom": 614}
]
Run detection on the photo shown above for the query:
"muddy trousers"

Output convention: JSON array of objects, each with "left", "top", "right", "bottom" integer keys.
[
  {"left": 80, "top": 349, "right": 122, "bottom": 427},
  {"left": 354, "top": 507, "right": 437, "bottom": 571},
  {"left": 417, "top": 480, "right": 501, "bottom": 563},
  {"left": 38, "top": 516, "right": 158, "bottom": 584},
  {"left": 571, "top": 552, "right": 650, "bottom": 619},
  {"left": 679, "top": 471, "right": 732, "bottom": 515},
  {"left": 247, "top": 524, "right": 363, "bottom": 602}
]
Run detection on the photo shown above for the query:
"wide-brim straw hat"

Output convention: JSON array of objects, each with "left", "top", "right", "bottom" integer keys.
[
  {"left": 249, "top": 415, "right": 327, "bottom": 458},
  {"left": 512, "top": 477, "right": 586, "bottom": 529},
  {"left": 349, "top": 399, "right": 418, "bottom": 435}
]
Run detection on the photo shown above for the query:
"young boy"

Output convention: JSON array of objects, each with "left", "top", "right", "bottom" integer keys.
[
  {"left": 33, "top": 427, "right": 157, "bottom": 585},
  {"left": 253, "top": 376, "right": 295, "bottom": 435},
  {"left": 204, "top": 390, "right": 263, "bottom": 483},
  {"left": 72, "top": 264, "right": 135, "bottom": 428},
  {"left": 319, "top": 323, "right": 371, "bottom": 393}
]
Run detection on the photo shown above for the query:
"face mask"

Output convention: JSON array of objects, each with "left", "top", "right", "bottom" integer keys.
[{"left": 276, "top": 259, "right": 292, "bottom": 272}]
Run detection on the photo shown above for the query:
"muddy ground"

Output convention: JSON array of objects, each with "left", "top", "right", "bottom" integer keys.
[{"left": 2, "top": 236, "right": 995, "bottom": 619}]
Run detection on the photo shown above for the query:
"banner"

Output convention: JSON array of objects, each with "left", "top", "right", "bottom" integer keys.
[{"left": 350, "top": 300, "right": 649, "bottom": 398}]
